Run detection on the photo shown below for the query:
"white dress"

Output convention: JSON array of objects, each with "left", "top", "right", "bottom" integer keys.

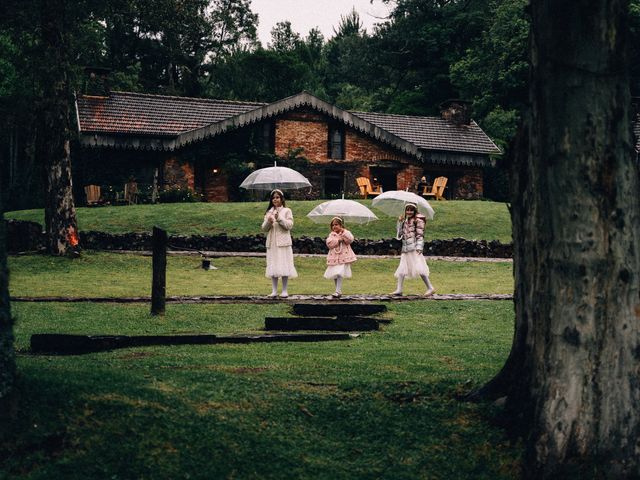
[
  {"left": 394, "top": 218, "right": 430, "bottom": 279},
  {"left": 264, "top": 207, "right": 298, "bottom": 278},
  {"left": 394, "top": 250, "right": 430, "bottom": 278},
  {"left": 323, "top": 263, "right": 353, "bottom": 280}
]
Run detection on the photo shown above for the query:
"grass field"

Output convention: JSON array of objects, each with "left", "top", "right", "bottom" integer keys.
[
  {"left": 8, "top": 252, "right": 513, "bottom": 298},
  {"left": 3, "top": 200, "right": 520, "bottom": 478},
  {"left": 3, "top": 301, "right": 521, "bottom": 479},
  {"left": 6, "top": 200, "right": 512, "bottom": 243}
]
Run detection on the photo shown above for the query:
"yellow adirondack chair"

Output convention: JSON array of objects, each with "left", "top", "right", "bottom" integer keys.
[
  {"left": 423, "top": 176, "right": 448, "bottom": 201},
  {"left": 84, "top": 185, "right": 101, "bottom": 206},
  {"left": 356, "top": 177, "right": 382, "bottom": 198}
]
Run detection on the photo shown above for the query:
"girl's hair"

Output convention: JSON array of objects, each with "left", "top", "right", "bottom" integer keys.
[
  {"left": 404, "top": 203, "right": 417, "bottom": 213},
  {"left": 266, "top": 189, "right": 286, "bottom": 211},
  {"left": 330, "top": 216, "right": 344, "bottom": 228}
]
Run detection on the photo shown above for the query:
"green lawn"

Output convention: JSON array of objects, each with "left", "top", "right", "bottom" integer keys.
[
  {"left": 8, "top": 252, "right": 513, "bottom": 297},
  {"left": 3, "top": 215, "right": 519, "bottom": 478},
  {"left": 6, "top": 200, "right": 512, "bottom": 243},
  {"left": 3, "top": 301, "right": 521, "bottom": 479}
]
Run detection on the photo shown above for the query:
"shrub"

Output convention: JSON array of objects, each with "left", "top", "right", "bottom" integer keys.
[{"left": 159, "top": 188, "right": 203, "bottom": 203}]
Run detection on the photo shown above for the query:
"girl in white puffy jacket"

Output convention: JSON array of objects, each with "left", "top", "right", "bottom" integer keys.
[{"left": 392, "top": 203, "right": 435, "bottom": 296}]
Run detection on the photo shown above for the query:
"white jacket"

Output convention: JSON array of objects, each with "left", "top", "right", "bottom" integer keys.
[{"left": 261, "top": 207, "right": 294, "bottom": 247}]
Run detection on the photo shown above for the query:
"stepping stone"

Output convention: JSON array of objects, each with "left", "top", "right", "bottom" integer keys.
[
  {"left": 265, "top": 316, "right": 380, "bottom": 332},
  {"left": 31, "top": 332, "right": 359, "bottom": 355},
  {"left": 291, "top": 303, "right": 387, "bottom": 317}
]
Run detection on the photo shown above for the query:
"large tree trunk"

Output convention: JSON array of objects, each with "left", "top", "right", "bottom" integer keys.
[
  {"left": 490, "top": 1, "right": 640, "bottom": 477},
  {"left": 38, "top": 0, "right": 79, "bottom": 256},
  {"left": 0, "top": 210, "right": 16, "bottom": 402}
]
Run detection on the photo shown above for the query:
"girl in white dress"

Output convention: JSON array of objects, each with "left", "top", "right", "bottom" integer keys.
[
  {"left": 261, "top": 189, "right": 297, "bottom": 297},
  {"left": 392, "top": 203, "right": 435, "bottom": 296},
  {"left": 323, "top": 217, "right": 357, "bottom": 298}
]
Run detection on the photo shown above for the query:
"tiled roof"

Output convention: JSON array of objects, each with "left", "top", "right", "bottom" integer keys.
[
  {"left": 77, "top": 91, "right": 266, "bottom": 136},
  {"left": 76, "top": 91, "right": 500, "bottom": 159},
  {"left": 634, "top": 113, "right": 640, "bottom": 151},
  {"left": 350, "top": 111, "right": 501, "bottom": 155}
]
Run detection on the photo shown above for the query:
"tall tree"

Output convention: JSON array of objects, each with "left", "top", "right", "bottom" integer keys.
[
  {"left": 37, "top": 0, "right": 79, "bottom": 255},
  {"left": 268, "top": 21, "right": 301, "bottom": 52},
  {"left": 474, "top": 0, "right": 640, "bottom": 476},
  {"left": 0, "top": 208, "right": 15, "bottom": 403}
]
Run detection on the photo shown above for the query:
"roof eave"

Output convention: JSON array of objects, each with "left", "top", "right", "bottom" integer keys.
[
  {"left": 175, "top": 91, "right": 424, "bottom": 160},
  {"left": 78, "top": 132, "right": 178, "bottom": 151}
]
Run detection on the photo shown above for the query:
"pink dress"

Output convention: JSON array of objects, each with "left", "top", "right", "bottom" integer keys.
[{"left": 323, "top": 229, "right": 357, "bottom": 279}]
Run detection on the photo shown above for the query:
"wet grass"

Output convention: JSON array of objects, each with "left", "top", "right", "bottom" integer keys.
[
  {"left": 6, "top": 199, "right": 512, "bottom": 243},
  {"left": 2, "top": 301, "right": 521, "bottom": 479},
  {"left": 8, "top": 252, "right": 513, "bottom": 298}
]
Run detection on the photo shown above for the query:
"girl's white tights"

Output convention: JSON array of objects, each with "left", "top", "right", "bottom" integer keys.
[
  {"left": 270, "top": 276, "right": 289, "bottom": 297},
  {"left": 334, "top": 276, "right": 343, "bottom": 294},
  {"left": 393, "top": 275, "right": 435, "bottom": 295},
  {"left": 421, "top": 274, "right": 435, "bottom": 296},
  {"left": 392, "top": 275, "right": 405, "bottom": 295}
]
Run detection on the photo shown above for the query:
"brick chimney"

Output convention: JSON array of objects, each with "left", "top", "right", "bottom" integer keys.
[
  {"left": 439, "top": 99, "right": 472, "bottom": 126},
  {"left": 83, "top": 66, "right": 111, "bottom": 97}
]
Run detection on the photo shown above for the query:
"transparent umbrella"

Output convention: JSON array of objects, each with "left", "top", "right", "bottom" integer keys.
[
  {"left": 307, "top": 198, "right": 378, "bottom": 224},
  {"left": 239, "top": 161, "right": 311, "bottom": 191},
  {"left": 371, "top": 190, "right": 435, "bottom": 219}
]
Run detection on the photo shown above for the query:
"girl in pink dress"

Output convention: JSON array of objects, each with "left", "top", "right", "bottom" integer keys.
[{"left": 323, "top": 217, "right": 357, "bottom": 298}]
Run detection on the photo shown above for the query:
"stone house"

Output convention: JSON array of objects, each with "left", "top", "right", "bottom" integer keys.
[{"left": 75, "top": 90, "right": 502, "bottom": 202}]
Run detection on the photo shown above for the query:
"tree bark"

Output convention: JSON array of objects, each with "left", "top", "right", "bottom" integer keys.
[
  {"left": 483, "top": 1, "right": 640, "bottom": 477},
  {"left": 0, "top": 210, "right": 16, "bottom": 402},
  {"left": 38, "top": 0, "right": 79, "bottom": 256}
]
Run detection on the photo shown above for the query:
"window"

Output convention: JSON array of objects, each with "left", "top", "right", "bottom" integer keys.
[
  {"left": 260, "top": 121, "right": 275, "bottom": 153},
  {"left": 324, "top": 169, "right": 345, "bottom": 196},
  {"left": 328, "top": 126, "right": 345, "bottom": 159}
]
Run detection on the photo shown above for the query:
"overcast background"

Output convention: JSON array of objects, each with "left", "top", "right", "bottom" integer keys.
[{"left": 250, "top": 0, "right": 393, "bottom": 45}]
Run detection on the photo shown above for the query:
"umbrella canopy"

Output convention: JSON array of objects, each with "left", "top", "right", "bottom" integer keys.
[
  {"left": 239, "top": 164, "right": 311, "bottom": 191},
  {"left": 371, "top": 190, "right": 435, "bottom": 220},
  {"left": 307, "top": 199, "right": 378, "bottom": 224}
]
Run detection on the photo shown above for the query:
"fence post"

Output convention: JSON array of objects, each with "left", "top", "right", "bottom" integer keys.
[{"left": 151, "top": 226, "right": 167, "bottom": 315}]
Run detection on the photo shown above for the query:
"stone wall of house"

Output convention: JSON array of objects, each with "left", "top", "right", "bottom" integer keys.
[
  {"left": 397, "top": 165, "right": 425, "bottom": 192},
  {"left": 204, "top": 171, "right": 228, "bottom": 202},
  {"left": 4, "top": 219, "right": 513, "bottom": 258},
  {"left": 163, "top": 156, "right": 195, "bottom": 191},
  {"left": 345, "top": 131, "right": 406, "bottom": 163},
  {"left": 275, "top": 111, "right": 328, "bottom": 161},
  {"left": 454, "top": 168, "right": 483, "bottom": 199},
  {"left": 275, "top": 109, "right": 424, "bottom": 198}
]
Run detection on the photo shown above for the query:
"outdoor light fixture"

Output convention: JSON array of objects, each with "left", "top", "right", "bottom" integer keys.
[{"left": 213, "top": 168, "right": 219, "bottom": 174}]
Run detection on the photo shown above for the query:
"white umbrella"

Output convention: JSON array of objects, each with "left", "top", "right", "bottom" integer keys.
[
  {"left": 307, "top": 198, "right": 378, "bottom": 224},
  {"left": 371, "top": 190, "right": 435, "bottom": 219},
  {"left": 239, "top": 162, "right": 311, "bottom": 191}
]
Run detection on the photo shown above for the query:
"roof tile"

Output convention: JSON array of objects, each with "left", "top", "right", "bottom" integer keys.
[
  {"left": 77, "top": 91, "right": 265, "bottom": 136},
  {"left": 350, "top": 110, "right": 501, "bottom": 155}
]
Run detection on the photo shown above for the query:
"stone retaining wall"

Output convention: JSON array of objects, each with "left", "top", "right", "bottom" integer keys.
[{"left": 6, "top": 219, "right": 512, "bottom": 258}]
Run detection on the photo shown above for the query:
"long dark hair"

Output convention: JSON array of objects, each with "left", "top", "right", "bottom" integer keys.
[{"left": 266, "top": 189, "right": 286, "bottom": 212}]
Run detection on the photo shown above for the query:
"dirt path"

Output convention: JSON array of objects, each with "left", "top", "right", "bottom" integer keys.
[{"left": 11, "top": 293, "right": 512, "bottom": 303}]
